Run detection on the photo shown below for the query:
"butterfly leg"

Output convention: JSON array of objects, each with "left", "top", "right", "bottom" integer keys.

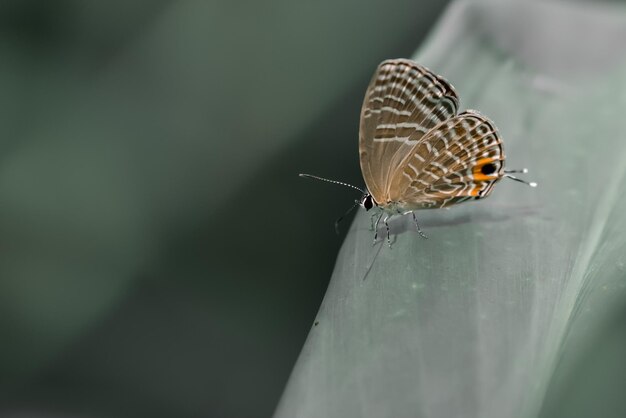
[
  {"left": 384, "top": 215, "right": 392, "bottom": 248},
  {"left": 411, "top": 212, "right": 428, "bottom": 239},
  {"left": 334, "top": 200, "right": 360, "bottom": 234},
  {"left": 369, "top": 212, "right": 380, "bottom": 231},
  {"left": 372, "top": 212, "right": 384, "bottom": 245}
]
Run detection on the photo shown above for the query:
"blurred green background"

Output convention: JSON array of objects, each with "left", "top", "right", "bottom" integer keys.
[{"left": 0, "top": 0, "right": 452, "bottom": 417}]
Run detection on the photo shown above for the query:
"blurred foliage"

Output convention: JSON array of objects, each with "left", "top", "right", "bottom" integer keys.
[{"left": 0, "top": 0, "right": 451, "bottom": 417}]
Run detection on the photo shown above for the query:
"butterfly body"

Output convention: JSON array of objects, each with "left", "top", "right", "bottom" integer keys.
[
  {"left": 300, "top": 58, "right": 535, "bottom": 244},
  {"left": 359, "top": 59, "right": 506, "bottom": 212}
]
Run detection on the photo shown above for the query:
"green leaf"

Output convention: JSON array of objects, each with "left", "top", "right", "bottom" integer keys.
[{"left": 275, "top": 1, "right": 626, "bottom": 417}]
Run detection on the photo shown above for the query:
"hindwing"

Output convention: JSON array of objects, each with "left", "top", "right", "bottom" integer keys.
[{"left": 389, "top": 110, "right": 505, "bottom": 209}]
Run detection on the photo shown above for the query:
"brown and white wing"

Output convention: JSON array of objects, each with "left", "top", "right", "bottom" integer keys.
[
  {"left": 359, "top": 59, "right": 459, "bottom": 205},
  {"left": 390, "top": 110, "right": 505, "bottom": 209}
]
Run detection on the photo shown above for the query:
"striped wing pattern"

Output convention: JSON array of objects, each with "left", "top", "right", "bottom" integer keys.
[
  {"left": 390, "top": 111, "right": 505, "bottom": 209},
  {"left": 359, "top": 59, "right": 459, "bottom": 205}
]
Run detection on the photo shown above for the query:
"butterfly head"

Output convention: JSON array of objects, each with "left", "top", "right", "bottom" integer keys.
[{"left": 360, "top": 193, "right": 377, "bottom": 211}]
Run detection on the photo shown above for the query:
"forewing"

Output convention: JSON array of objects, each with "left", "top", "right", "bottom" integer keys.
[
  {"left": 359, "top": 59, "right": 459, "bottom": 204},
  {"left": 390, "top": 110, "right": 505, "bottom": 209}
]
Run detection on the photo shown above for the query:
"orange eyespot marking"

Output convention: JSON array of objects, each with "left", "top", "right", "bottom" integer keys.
[
  {"left": 470, "top": 186, "right": 481, "bottom": 197},
  {"left": 473, "top": 157, "right": 498, "bottom": 182}
]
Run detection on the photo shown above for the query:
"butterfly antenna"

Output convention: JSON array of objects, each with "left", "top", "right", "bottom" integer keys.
[
  {"left": 334, "top": 200, "right": 360, "bottom": 235},
  {"left": 504, "top": 168, "right": 529, "bottom": 174},
  {"left": 299, "top": 173, "right": 365, "bottom": 194}
]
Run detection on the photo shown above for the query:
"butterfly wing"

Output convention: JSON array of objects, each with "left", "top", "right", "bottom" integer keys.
[
  {"left": 359, "top": 59, "right": 459, "bottom": 205},
  {"left": 389, "top": 110, "right": 505, "bottom": 209}
]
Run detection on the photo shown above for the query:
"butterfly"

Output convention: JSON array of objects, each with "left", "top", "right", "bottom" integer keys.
[{"left": 301, "top": 58, "right": 536, "bottom": 246}]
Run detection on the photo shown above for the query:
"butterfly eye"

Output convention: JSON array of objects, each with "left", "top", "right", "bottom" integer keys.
[
  {"left": 362, "top": 195, "right": 375, "bottom": 211},
  {"left": 481, "top": 163, "right": 497, "bottom": 175}
]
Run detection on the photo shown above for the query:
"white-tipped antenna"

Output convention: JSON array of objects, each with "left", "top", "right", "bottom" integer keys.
[
  {"left": 503, "top": 168, "right": 537, "bottom": 187},
  {"left": 299, "top": 173, "right": 365, "bottom": 194}
]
